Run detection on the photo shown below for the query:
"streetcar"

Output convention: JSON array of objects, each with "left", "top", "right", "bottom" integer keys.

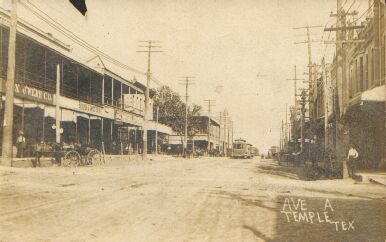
[{"left": 232, "top": 139, "right": 252, "bottom": 159}]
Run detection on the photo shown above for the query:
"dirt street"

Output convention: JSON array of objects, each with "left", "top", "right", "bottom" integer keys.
[{"left": 0, "top": 157, "right": 385, "bottom": 242}]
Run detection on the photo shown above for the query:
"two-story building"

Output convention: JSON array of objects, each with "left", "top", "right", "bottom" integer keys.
[
  {"left": 167, "top": 115, "right": 221, "bottom": 155},
  {"left": 0, "top": 13, "right": 170, "bottom": 157},
  {"left": 334, "top": 0, "right": 385, "bottom": 169}
]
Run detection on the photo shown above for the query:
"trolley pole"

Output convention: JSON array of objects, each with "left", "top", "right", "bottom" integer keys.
[
  {"left": 1, "top": 0, "right": 17, "bottom": 166},
  {"left": 55, "top": 64, "right": 61, "bottom": 144},
  {"left": 137, "top": 41, "right": 162, "bottom": 160},
  {"left": 155, "top": 106, "right": 159, "bottom": 156},
  {"left": 204, "top": 99, "right": 215, "bottom": 155},
  {"left": 178, "top": 77, "right": 195, "bottom": 157}
]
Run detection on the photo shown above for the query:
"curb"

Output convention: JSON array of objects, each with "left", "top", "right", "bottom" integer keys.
[{"left": 368, "top": 178, "right": 386, "bottom": 186}]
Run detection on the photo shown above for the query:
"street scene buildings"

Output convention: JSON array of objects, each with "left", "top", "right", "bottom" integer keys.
[
  {"left": 0, "top": 0, "right": 385, "bottom": 241},
  {"left": 281, "top": 0, "right": 386, "bottom": 179}
]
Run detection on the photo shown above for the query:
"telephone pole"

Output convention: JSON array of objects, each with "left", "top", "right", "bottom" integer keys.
[
  {"left": 204, "top": 99, "right": 215, "bottom": 155},
  {"left": 137, "top": 40, "right": 162, "bottom": 160},
  {"left": 299, "top": 89, "right": 308, "bottom": 152},
  {"left": 230, "top": 119, "right": 234, "bottom": 156},
  {"left": 155, "top": 106, "right": 159, "bottom": 156},
  {"left": 178, "top": 76, "right": 195, "bottom": 157},
  {"left": 323, "top": 0, "right": 364, "bottom": 176},
  {"left": 1, "top": 0, "right": 17, "bottom": 166},
  {"left": 284, "top": 103, "right": 288, "bottom": 152},
  {"left": 286, "top": 65, "right": 305, "bottom": 109},
  {"left": 322, "top": 58, "right": 329, "bottom": 150},
  {"left": 294, "top": 25, "right": 323, "bottom": 104}
]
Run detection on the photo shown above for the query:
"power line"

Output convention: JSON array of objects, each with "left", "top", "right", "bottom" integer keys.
[
  {"left": 20, "top": 1, "right": 164, "bottom": 86},
  {"left": 136, "top": 40, "right": 162, "bottom": 160}
]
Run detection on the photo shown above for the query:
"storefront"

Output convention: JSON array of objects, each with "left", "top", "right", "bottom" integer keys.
[
  {"left": 0, "top": 83, "right": 56, "bottom": 157},
  {"left": 59, "top": 96, "right": 144, "bottom": 155}
]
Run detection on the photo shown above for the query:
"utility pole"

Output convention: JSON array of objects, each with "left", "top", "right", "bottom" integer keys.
[
  {"left": 55, "top": 64, "right": 61, "bottom": 144},
  {"left": 324, "top": 1, "right": 363, "bottom": 177},
  {"left": 227, "top": 118, "right": 231, "bottom": 153},
  {"left": 178, "top": 76, "right": 195, "bottom": 157},
  {"left": 230, "top": 120, "right": 234, "bottom": 156},
  {"left": 287, "top": 65, "right": 304, "bottom": 151},
  {"left": 284, "top": 103, "right": 288, "bottom": 152},
  {"left": 1, "top": 0, "right": 17, "bottom": 166},
  {"left": 222, "top": 110, "right": 228, "bottom": 156},
  {"left": 137, "top": 40, "right": 162, "bottom": 160},
  {"left": 300, "top": 90, "right": 308, "bottom": 152},
  {"left": 294, "top": 24, "right": 323, "bottom": 122},
  {"left": 280, "top": 120, "right": 284, "bottom": 152},
  {"left": 155, "top": 105, "right": 159, "bottom": 156},
  {"left": 287, "top": 65, "right": 304, "bottom": 109},
  {"left": 219, "top": 112, "right": 223, "bottom": 154},
  {"left": 204, "top": 99, "right": 215, "bottom": 155},
  {"left": 294, "top": 24, "right": 323, "bottom": 87},
  {"left": 322, "top": 58, "right": 329, "bottom": 150}
]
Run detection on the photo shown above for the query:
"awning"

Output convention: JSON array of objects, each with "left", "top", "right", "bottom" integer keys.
[{"left": 361, "top": 85, "right": 385, "bottom": 102}]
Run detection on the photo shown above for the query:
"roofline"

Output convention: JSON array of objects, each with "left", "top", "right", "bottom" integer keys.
[
  {"left": 103, "top": 69, "right": 143, "bottom": 92},
  {"left": 0, "top": 9, "right": 71, "bottom": 51}
]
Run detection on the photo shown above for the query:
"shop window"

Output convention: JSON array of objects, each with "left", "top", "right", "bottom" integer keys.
[
  {"left": 89, "top": 116, "right": 102, "bottom": 149},
  {"left": 61, "top": 109, "right": 77, "bottom": 144},
  {"left": 102, "top": 118, "right": 112, "bottom": 153},
  {"left": 13, "top": 102, "right": 44, "bottom": 157},
  {"left": 76, "top": 113, "right": 90, "bottom": 145},
  {"left": 43, "top": 106, "right": 56, "bottom": 143}
]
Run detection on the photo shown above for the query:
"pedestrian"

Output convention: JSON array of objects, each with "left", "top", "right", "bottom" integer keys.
[
  {"left": 52, "top": 142, "right": 62, "bottom": 166},
  {"left": 16, "top": 130, "right": 26, "bottom": 158},
  {"left": 33, "top": 142, "right": 43, "bottom": 168},
  {"left": 347, "top": 144, "right": 359, "bottom": 178}
]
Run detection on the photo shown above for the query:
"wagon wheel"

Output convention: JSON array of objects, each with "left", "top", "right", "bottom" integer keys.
[
  {"left": 87, "top": 149, "right": 103, "bottom": 166},
  {"left": 62, "top": 150, "right": 81, "bottom": 167}
]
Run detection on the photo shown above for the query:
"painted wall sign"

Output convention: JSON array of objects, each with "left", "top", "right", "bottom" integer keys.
[
  {"left": 78, "top": 102, "right": 103, "bottom": 116},
  {"left": 14, "top": 83, "right": 54, "bottom": 104}
]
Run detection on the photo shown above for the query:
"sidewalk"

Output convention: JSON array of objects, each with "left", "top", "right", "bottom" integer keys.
[{"left": 356, "top": 171, "right": 386, "bottom": 186}]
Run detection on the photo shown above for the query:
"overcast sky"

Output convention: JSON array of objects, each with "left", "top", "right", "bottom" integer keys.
[{"left": 2, "top": 0, "right": 370, "bottom": 152}]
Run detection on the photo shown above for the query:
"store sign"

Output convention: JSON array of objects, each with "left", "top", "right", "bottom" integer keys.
[
  {"left": 115, "top": 109, "right": 143, "bottom": 126},
  {"left": 79, "top": 102, "right": 103, "bottom": 116},
  {"left": 14, "top": 83, "right": 54, "bottom": 104}
]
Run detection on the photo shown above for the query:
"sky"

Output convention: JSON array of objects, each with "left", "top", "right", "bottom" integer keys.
[{"left": 1, "top": 0, "right": 371, "bottom": 153}]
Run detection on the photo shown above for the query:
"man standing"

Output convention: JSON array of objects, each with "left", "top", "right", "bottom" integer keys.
[
  {"left": 347, "top": 144, "right": 359, "bottom": 178},
  {"left": 16, "top": 131, "right": 25, "bottom": 158}
]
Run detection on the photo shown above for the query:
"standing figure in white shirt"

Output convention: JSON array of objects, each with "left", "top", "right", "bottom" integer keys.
[
  {"left": 16, "top": 130, "right": 26, "bottom": 158},
  {"left": 347, "top": 144, "right": 359, "bottom": 178}
]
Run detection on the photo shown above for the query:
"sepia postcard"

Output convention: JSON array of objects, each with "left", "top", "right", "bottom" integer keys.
[{"left": 0, "top": 0, "right": 385, "bottom": 241}]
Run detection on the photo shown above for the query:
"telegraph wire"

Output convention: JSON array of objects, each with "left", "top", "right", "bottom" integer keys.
[{"left": 20, "top": 1, "right": 163, "bottom": 86}]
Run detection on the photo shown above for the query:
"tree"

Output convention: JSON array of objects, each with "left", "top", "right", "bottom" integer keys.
[{"left": 152, "top": 86, "right": 202, "bottom": 140}]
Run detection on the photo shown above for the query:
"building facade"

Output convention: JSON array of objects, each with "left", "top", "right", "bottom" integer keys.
[{"left": 0, "top": 21, "right": 160, "bottom": 157}]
